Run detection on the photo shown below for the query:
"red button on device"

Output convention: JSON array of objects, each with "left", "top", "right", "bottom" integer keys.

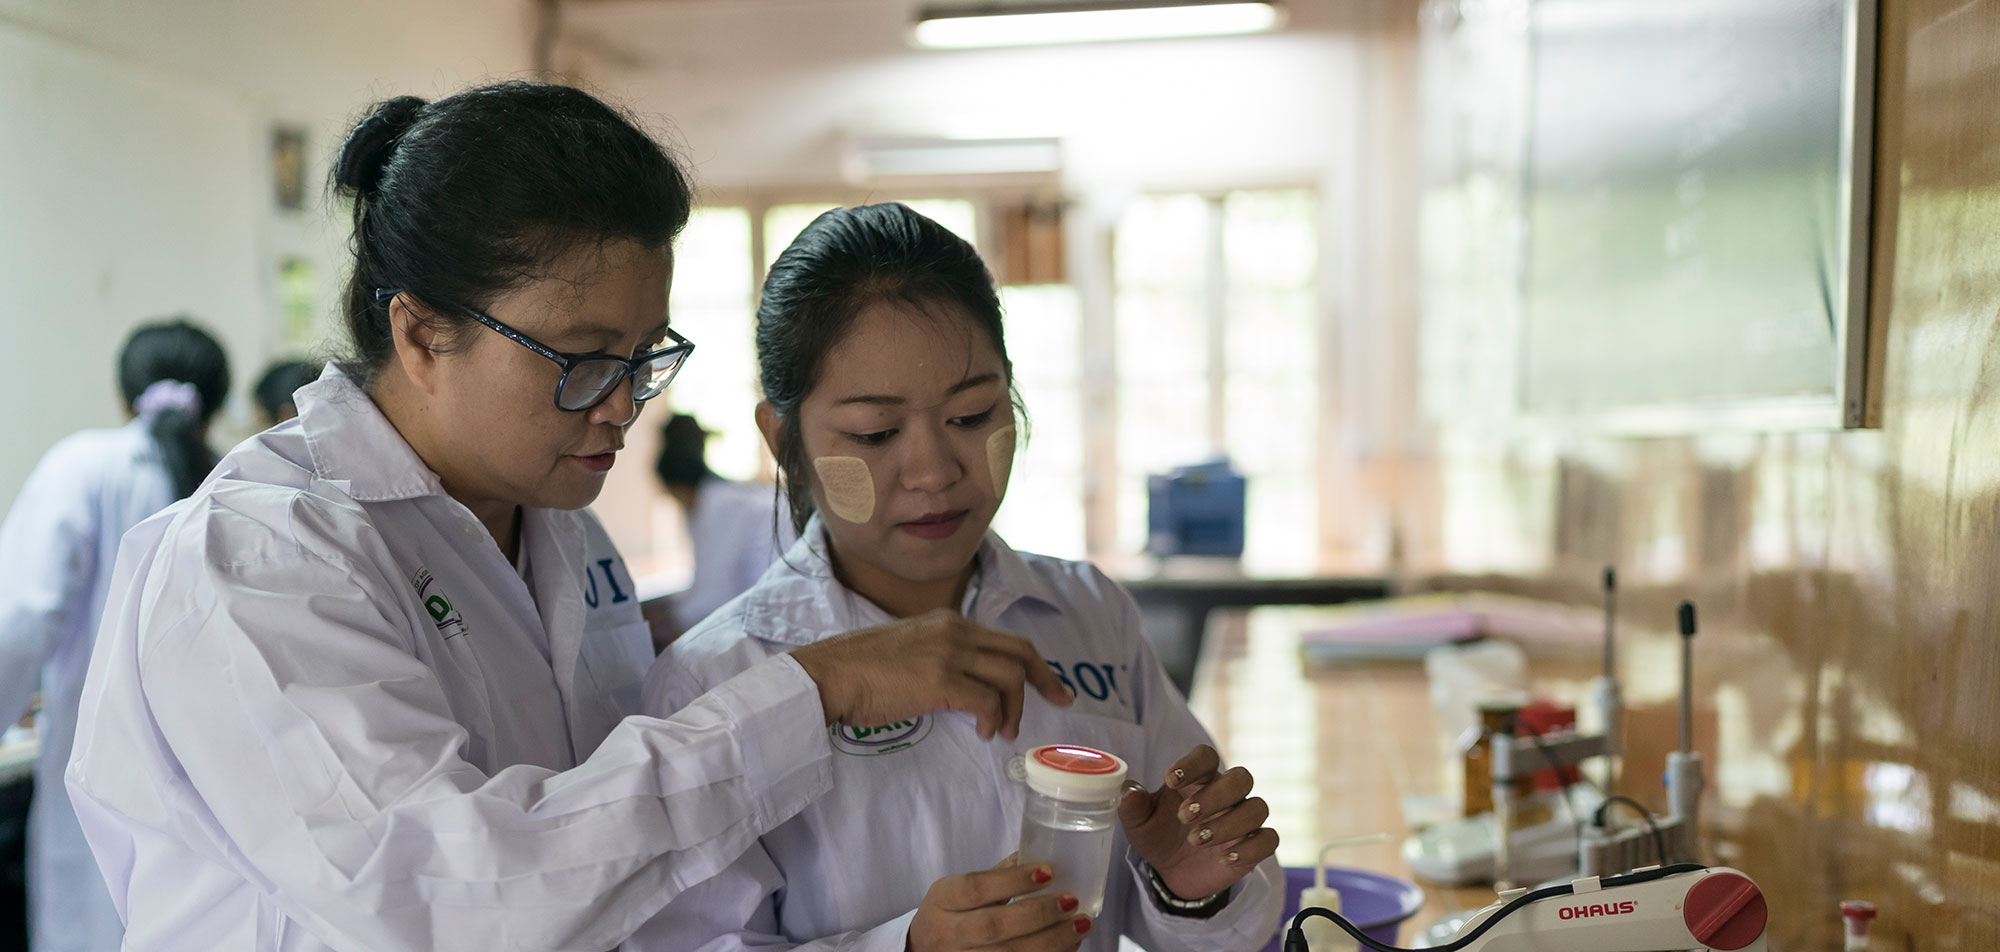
[{"left": 1682, "top": 873, "right": 1768, "bottom": 951}]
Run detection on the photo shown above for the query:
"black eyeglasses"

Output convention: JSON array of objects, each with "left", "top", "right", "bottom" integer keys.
[{"left": 375, "top": 289, "right": 695, "bottom": 413}]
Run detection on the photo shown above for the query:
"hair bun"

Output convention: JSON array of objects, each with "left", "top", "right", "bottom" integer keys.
[{"left": 334, "top": 96, "right": 428, "bottom": 195}]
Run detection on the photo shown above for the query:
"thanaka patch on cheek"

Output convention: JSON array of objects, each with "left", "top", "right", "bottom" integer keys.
[
  {"left": 813, "top": 456, "right": 876, "bottom": 523},
  {"left": 986, "top": 424, "right": 1017, "bottom": 498}
]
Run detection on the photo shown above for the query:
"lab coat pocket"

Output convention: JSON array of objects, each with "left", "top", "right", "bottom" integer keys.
[{"left": 573, "top": 619, "right": 655, "bottom": 749}]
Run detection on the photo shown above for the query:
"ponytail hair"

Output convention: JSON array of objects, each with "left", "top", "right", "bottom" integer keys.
[{"left": 118, "top": 319, "right": 231, "bottom": 499}]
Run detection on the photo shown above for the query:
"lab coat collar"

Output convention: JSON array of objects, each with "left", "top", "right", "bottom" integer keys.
[
  {"left": 295, "top": 365, "right": 448, "bottom": 502},
  {"left": 741, "top": 514, "right": 1066, "bottom": 646}
]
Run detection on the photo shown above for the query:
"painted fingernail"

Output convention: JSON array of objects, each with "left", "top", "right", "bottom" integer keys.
[
  {"left": 1192, "top": 827, "right": 1214, "bottom": 845},
  {"left": 1181, "top": 801, "right": 1201, "bottom": 821},
  {"left": 1169, "top": 767, "right": 1186, "bottom": 786},
  {"left": 1074, "top": 918, "right": 1093, "bottom": 935},
  {"left": 1032, "top": 865, "right": 1054, "bottom": 885},
  {"left": 1223, "top": 851, "right": 1240, "bottom": 865},
  {"left": 1059, "top": 894, "right": 1079, "bottom": 913}
]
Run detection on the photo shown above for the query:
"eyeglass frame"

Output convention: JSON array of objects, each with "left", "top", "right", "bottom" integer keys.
[{"left": 373, "top": 288, "right": 695, "bottom": 414}]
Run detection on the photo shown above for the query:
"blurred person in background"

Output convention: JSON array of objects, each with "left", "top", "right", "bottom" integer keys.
[
  {"left": 251, "top": 358, "right": 321, "bottom": 428},
  {"left": 0, "top": 318, "right": 230, "bottom": 952},
  {"left": 652, "top": 412, "right": 793, "bottom": 645}
]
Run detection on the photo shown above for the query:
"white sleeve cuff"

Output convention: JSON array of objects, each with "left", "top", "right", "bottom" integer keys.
[
  {"left": 708, "top": 654, "right": 835, "bottom": 830},
  {"left": 1123, "top": 849, "right": 1286, "bottom": 949},
  {"left": 851, "top": 909, "right": 920, "bottom": 952}
]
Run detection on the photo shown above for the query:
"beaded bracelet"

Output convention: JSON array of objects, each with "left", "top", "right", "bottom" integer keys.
[{"left": 1141, "top": 862, "right": 1230, "bottom": 919}]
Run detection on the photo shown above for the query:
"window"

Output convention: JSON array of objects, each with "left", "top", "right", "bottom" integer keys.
[
  {"left": 1112, "top": 189, "right": 1320, "bottom": 573},
  {"left": 991, "top": 284, "right": 1086, "bottom": 559},
  {"left": 1114, "top": 195, "right": 1217, "bottom": 557},
  {"left": 599, "top": 189, "right": 1323, "bottom": 597},
  {"left": 1222, "top": 189, "right": 1320, "bottom": 573},
  {"left": 667, "top": 207, "right": 761, "bottom": 481},
  {"left": 611, "top": 206, "right": 760, "bottom": 594},
  {"left": 764, "top": 200, "right": 979, "bottom": 269}
]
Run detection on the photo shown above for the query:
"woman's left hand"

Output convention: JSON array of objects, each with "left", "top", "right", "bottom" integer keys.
[{"left": 1117, "top": 744, "right": 1280, "bottom": 903}]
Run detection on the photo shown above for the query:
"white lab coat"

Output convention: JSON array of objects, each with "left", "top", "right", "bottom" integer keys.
[
  {"left": 679, "top": 478, "right": 792, "bottom": 629},
  {"left": 65, "top": 367, "right": 836, "bottom": 952},
  {"left": 629, "top": 522, "right": 1283, "bottom": 952},
  {"left": 0, "top": 421, "right": 174, "bottom": 952}
]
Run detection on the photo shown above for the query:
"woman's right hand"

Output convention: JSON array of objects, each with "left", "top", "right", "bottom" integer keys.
[
  {"left": 907, "top": 858, "right": 1093, "bottom": 952},
  {"left": 790, "top": 609, "right": 1073, "bottom": 741}
]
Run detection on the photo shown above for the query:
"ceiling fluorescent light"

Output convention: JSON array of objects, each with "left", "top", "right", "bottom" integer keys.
[
  {"left": 846, "top": 137, "right": 1063, "bottom": 181},
  {"left": 913, "top": 1, "right": 1282, "bottom": 49}
]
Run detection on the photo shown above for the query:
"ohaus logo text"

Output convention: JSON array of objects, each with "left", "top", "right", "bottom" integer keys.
[
  {"left": 1558, "top": 901, "right": 1637, "bottom": 921},
  {"left": 830, "top": 717, "right": 933, "bottom": 756}
]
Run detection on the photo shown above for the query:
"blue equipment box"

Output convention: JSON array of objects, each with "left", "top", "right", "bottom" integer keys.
[{"left": 1145, "top": 459, "right": 1246, "bottom": 557}]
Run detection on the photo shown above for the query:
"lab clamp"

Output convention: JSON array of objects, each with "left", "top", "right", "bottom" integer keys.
[{"left": 1487, "top": 569, "right": 1707, "bottom": 890}]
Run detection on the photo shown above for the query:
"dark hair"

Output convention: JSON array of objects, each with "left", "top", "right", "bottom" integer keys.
[
  {"left": 332, "top": 81, "right": 693, "bottom": 378},
  {"left": 118, "top": 319, "right": 230, "bottom": 499},
  {"left": 253, "top": 359, "right": 321, "bottom": 424},
  {"left": 655, "top": 413, "right": 714, "bottom": 489},
  {"left": 755, "top": 203, "right": 1020, "bottom": 534}
]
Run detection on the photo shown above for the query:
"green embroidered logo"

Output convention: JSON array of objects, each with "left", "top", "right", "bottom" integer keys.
[
  {"left": 412, "top": 567, "right": 471, "bottom": 640},
  {"left": 829, "top": 717, "right": 933, "bottom": 757}
]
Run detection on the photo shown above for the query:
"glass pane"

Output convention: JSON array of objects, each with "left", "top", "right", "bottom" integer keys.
[
  {"left": 1115, "top": 194, "right": 1209, "bottom": 287},
  {"left": 1223, "top": 189, "right": 1319, "bottom": 572},
  {"left": 897, "top": 199, "right": 979, "bottom": 248},
  {"left": 1113, "top": 195, "right": 1213, "bottom": 554},
  {"left": 764, "top": 203, "right": 843, "bottom": 269},
  {"left": 991, "top": 284, "right": 1085, "bottom": 559},
  {"left": 1223, "top": 289, "right": 1316, "bottom": 376},
  {"left": 1224, "top": 189, "right": 1317, "bottom": 288},
  {"left": 667, "top": 207, "right": 762, "bottom": 481},
  {"left": 765, "top": 199, "right": 979, "bottom": 270}
]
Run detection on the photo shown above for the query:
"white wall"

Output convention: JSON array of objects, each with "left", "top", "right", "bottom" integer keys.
[
  {"left": 560, "top": 0, "right": 1369, "bottom": 196},
  {"left": 0, "top": 0, "right": 535, "bottom": 504}
]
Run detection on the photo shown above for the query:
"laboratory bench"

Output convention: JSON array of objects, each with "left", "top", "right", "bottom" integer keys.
[
  {"left": 1120, "top": 569, "right": 1390, "bottom": 694},
  {"left": 1184, "top": 604, "right": 1609, "bottom": 944}
]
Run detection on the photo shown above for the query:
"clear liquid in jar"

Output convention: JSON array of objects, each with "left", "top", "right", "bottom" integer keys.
[{"left": 1018, "top": 807, "right": 1117, "bottom": 918}]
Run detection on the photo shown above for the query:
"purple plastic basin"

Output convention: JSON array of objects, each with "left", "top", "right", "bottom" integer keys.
[{"left": 1256, "top": 866, "right": 1425, "bottom": 952}]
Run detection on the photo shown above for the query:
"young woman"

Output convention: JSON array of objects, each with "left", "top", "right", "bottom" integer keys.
[
  {"left": 64, "top": 84, "right": 1069, "bottom": 952},
  {"left": 0, "top": 318, "right": 229, "bottom": 952},
  {"left": 633, "top": 204, "right": 1283, "bottom": 952}
]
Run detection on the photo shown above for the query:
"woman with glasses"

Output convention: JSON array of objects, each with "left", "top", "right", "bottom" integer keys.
[{"left": 65, "top": 82, "right": 1070, "bottom": 952}]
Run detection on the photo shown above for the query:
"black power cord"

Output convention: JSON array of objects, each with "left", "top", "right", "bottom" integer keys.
[
  {"left": 1524, "top": 729, "right": 1587, "bottom": 838},
  {"left": 1594, "top": 795, "right": 1669, "bottom": 867},
  {"left": 1281, "top": 863, "right": 1706, "bottom": 952},
  {"left": 1519, "top": 728, "right": 1669, "bottom": 869}
]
